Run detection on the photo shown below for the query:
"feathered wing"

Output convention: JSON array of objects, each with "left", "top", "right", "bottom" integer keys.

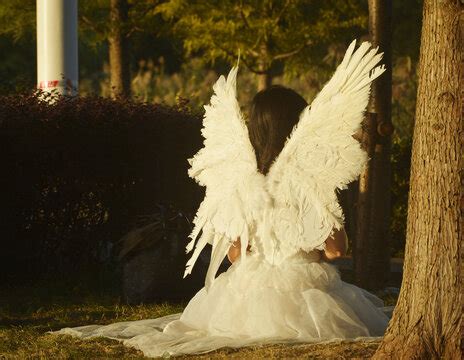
[
  {"left": 184, "top": 66, "right": 270, "bottom": 289},
  {"left": 267, "top": 39, "right": 386, "bottom": 252}
]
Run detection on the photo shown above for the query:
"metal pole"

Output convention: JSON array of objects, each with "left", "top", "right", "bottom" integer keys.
[{"left": 37, "top": 0, "right": 78, "bottom": 96}]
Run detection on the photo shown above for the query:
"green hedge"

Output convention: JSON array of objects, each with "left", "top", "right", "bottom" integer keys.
[
  {"left": 0, "top": 93, "right": 203, "bottom": 285},
  {"left": 0, "top": 92, "right": 411, "bottom": 287}
]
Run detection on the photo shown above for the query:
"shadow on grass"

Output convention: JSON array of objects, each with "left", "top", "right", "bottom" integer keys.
[{"left": 0, "top": 272, "right": 396, "bottom": 358}]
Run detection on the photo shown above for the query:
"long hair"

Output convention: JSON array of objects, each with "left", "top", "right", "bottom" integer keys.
[{"left": 247, "top": 85, "right": 308, "bottom": 175}]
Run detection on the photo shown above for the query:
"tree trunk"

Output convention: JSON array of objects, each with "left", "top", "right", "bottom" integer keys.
[
  {"left": 355, "top": 112, "right": 377, "bottom": 285},
  {"left": 374, "top": 0, "right": 462, "bottom": 358},
  {"left": 257, "top": 43, "right": 272, "bottom": 91},
  {"left": 109, "top": 0, "right": 130, "bottom": 98},
  {"left": 257, "top": 72, "right": 272, "bottom": 91},
  {"left": 354, "top": 0, "right": 393, "bottom": 289}
]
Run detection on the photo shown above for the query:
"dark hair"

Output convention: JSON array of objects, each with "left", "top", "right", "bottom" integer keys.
[{"left": 247, "top": 85, "right": 308, "bottom": 175}]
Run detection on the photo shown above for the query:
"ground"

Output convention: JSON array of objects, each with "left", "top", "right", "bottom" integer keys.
[{"left": 0, "top": 281, "right": 397, "bottom": 359}]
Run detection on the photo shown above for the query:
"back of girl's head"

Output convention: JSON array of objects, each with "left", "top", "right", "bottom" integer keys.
[{"left": 248, "top": 85, "right": 308, "bottom": 175}]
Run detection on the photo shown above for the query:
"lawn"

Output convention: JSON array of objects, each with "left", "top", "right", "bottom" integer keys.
[{"left": 0, "top": 281, "right": 396, "bottom": 359}]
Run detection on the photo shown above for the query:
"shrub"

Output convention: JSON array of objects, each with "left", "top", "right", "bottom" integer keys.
[{"left": 0, "top": 92, "right": 203, "bottom": 286}]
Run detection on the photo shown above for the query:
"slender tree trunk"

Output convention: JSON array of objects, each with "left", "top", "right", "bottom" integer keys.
[
  {"left": 365, "top": 0, "right": 393, "bottom": 290},
  {"left": 355, "top": 112, "right": 377, "bottom": 285},
  {"left": 354, "top": 0, "right": 393, "bottom": 289},
  {"left": 109, "top": 0, "right": 130, "bottom": 98},
  {"left": 346, "top": 181, "right": 359, "bottom": 252},
  {"left": 257, "top": 43, "right": 272, "bottom": 91},
  {"left": 374, "top": 0, "right": 462, "bottom": 358},
  {"left": 257, "top": 72, "right": 272, "bottom": 91}
]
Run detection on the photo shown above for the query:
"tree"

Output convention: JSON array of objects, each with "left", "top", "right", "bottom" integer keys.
[
  {"left": 374, "top": 0, "right": 462, "bottom": 358},
  {"left": 354, "top": 0, "right": 393, "bottom": 289},
  {"left": 80, "top": 0, "right": 161, "bottom": 98},
  {"left": 0, "top": 0, "right": 35, "bottom": 41},
  {"left": 0, "top": 0, "right": 161, "bottom": 97},
  {"left": 158, "top": 0, "right": 367, "bottom": 90},
  {"left": 109, "top": 0, "right": 131, "bottom": 97}
]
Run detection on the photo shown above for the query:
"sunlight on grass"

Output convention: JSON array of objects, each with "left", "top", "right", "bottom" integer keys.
[
  {"left": 1, "top": 283, "right": 393, "bottom": 359},
  {"left": 1, "top": 301, "right": 183, "bottom": 358}
]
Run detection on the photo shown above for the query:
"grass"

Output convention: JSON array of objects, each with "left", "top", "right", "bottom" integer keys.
[{"left": 0, "top": 280, "right": 396, "bottom": 359}]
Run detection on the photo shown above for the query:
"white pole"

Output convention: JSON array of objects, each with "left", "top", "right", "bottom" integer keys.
[{"left": 37, "top": 0, "right": 78, "bottom": 96}]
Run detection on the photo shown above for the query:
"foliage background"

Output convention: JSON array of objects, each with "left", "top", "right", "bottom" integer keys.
[{"left": 0, "top": 0, "right": 422, "bottom": 288}]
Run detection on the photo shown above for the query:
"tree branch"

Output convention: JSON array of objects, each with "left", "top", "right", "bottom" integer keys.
[
  {"left": 272, "top": 0, "right": 291, "bottom": 27},
  {"left": 272, "top": 39, "right": 313, "bottom": 61},
  {"left": 239, "top": 1, "right": 252, "bottom": 30},
  {"left": 240, "top": 56, "right": 271, "bottom": 75},
  {"left": 125, "top": 2, "right": 161, "bottom": 38},
  {"left": 80, "top": 16, "right": 103, "bottom": 34},
  {"left": 212, "top": 40, "right": 270, "bottom": 75}
]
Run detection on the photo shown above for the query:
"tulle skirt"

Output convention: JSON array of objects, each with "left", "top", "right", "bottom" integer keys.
[{"left": 50, "top": 251, "right": 390, "bottom": 357}]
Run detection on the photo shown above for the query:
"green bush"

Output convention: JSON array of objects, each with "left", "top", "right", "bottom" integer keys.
[{"left": 0, "top": 92, "right": 203, "bottom": 286}]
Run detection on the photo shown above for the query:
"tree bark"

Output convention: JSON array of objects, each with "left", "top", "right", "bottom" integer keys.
[
  {"left": 374, "top": 0, "right": 462, "bottom": 358},
  {"left": 257, "top": 72, "right": 272, "bottom": 91},
  {"left": 354, "top": 0, "right": 393, "bottom": 289},
  {"left": 257, "top": 43, "right": 272, "bottom": 91},
  {"left": 355, "top": 112, "right": 377, "bottom": 285},
  {"left": 109, "top": 0, "right": 131, "bottom": 98}
]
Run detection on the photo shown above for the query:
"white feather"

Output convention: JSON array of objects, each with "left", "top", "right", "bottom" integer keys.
[
  {"left": 185, "top": 39, "right": 386, "bottom": 286},
  {"left": 267, "top": 39, "right": 385, "bottom": 252},
  {"left": 185, "top": 65, "right": 270, "bottom": 288}
]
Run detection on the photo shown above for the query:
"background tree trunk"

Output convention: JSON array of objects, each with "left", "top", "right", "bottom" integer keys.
[
  {"left": 354, "top": 0, "right": 393, "bottom": 289},
  {"left": 257, "top": 43, "right": 272, "bottom": 91},
  {"left": 109, "top": 0, "right": 131, "bottom": 98},
  {"left": 257, "top": 72, "right": 272, "bottom": 91},
  {"left": 374, "top": 0, "right": 462, "bottom": 358}
]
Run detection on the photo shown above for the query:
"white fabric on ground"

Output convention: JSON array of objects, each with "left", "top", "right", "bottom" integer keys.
[{"left": 51, "top": 250, "right": 390, "bottom": 357}]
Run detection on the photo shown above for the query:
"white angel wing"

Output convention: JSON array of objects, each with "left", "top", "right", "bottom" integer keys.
[
  {"left": 184, "top": 66, "right": 270, "bottom": 289},
  {"left": 267, "top": 39, "right": 386, "bottom": 252}
]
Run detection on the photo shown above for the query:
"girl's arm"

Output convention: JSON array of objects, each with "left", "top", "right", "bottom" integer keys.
[
  {"left": 227, "top": 237, "right": 251, "bottom": 263},
  {"left": 321, "top": 227, "right": 348, "bottom": 261}
]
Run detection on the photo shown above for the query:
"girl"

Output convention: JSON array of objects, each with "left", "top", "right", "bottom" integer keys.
[{"left": 228, "top": 85, "right": 349, "bottom": 264}]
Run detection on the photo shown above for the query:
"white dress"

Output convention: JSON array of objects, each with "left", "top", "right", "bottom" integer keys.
[
  {"left": 51, "top": 250, "right": 389, "bottom": 357},
  {"left": 50, "top": 39, "right": 391, "bottom": 357}
]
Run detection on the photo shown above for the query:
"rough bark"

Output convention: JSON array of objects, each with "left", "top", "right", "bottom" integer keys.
[
  {"left": 374, "top": 0, "right": 462, "bottom": 358},
  {"left": 109, "top": 0, "right": 131, "bottom": 98},
  {"left": 354, "top": 0, "right": 393, "bottom": 289}
]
